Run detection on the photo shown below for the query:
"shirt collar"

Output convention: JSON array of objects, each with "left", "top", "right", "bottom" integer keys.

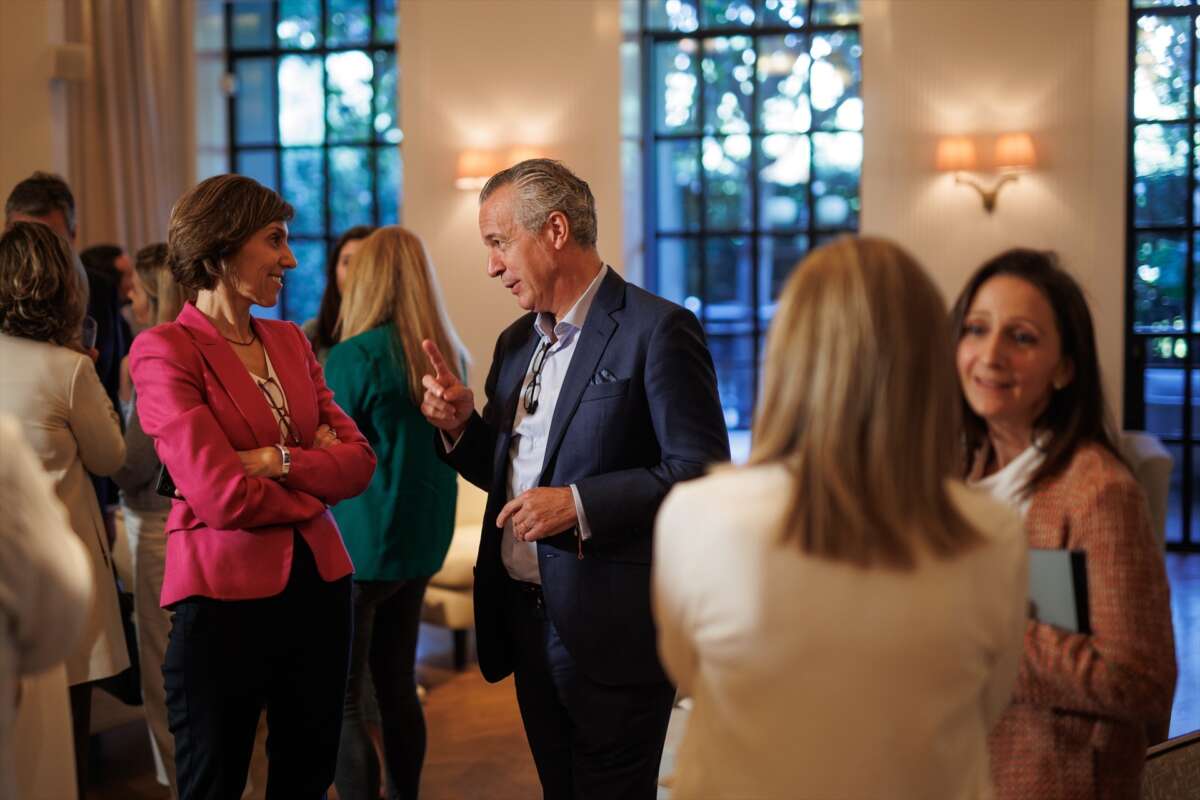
[{"left": 535, "top": 264, "right": 609, "bottom": 343}]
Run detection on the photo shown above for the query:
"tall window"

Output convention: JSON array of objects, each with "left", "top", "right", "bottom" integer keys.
[
  {"left": 1128, "top": 0, "right": 1200, "bottom": 550},
  {"left": 636, "top": 0, "right": 862, "bottom": 435},
  {"left": 224, "top": 0, "right": 401, "bottom": 323}
]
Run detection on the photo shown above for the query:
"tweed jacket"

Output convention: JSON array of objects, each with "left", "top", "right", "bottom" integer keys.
[{"left": 987, "top": 443, "right": 1177, "bottom": 800}]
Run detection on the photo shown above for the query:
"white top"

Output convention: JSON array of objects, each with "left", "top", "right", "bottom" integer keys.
[
  {"left": 0, "top": 333, "right": 128, "bottom": 685},
  {"left": 501, "top": 265, "right": 607, "bottom": 583},
  {"left": 653, "top": 464, "right": 1029, "bottom": 800},
  {"left": 250, "top": 346, "right": 293, "bottom": 445},
  {"left": 0, "top": 414, "right": 94, "bottom": 800},
  {"left": 971, "top": 442, "right": 1045, "bottom": 518}
]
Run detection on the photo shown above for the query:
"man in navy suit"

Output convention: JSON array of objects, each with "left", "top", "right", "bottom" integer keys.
[{"left": 420, "top": 159, "right": 729, "bottom": 798}]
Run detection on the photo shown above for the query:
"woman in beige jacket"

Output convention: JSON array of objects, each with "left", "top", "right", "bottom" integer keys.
[{"left": 0, "top": 221, "right": 128, "bottom": 794}]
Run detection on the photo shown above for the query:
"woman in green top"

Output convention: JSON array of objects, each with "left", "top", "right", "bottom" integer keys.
[
  {"left": 324, "top": 225, "right": 468, "bottom": 800},
  {"left": 302, "top": 225, "right": 374, "bottom": 364}
]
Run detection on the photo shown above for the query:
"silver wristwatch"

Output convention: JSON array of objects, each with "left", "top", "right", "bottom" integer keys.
[{"left": 275, "top": 443, "right": 291, "bottom": 481}]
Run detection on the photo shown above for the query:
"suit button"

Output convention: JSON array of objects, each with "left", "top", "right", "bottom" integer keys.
[{"left": 544, "top": 552, "right": 557, "bottom": 558}]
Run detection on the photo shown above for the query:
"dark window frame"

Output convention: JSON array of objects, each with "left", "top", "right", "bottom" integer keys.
[
  {"left": 637, "top": 0, "right": 862, "bottom": 431},
  {"left": 225, "top": 0, "right": 398, "bottom": 322}
]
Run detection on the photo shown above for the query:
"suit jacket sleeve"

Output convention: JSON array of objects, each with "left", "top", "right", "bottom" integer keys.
[
  {"left": 1015, "top": 477, "right": 1177, "bottom": 729},
  {"left": 68, "top": 355, "right": 126, "bottom": 477},
  {"left": 574, "top": 307, "right": 730, "bottom": 544},
  {"left": 130, "top": 329, "right": 329, "bottom": 531},
  {"left": 280, "top": 325, "right": 376, "bottom": 504}
]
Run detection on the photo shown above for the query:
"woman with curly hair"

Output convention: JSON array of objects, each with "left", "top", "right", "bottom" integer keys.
[{"left": 0, "top": 220, "right": 128, "bottom": 796}]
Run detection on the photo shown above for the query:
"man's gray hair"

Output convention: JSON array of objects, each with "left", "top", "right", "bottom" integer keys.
[
  {"left": 480, "top": 159, "right": 597, "bottom": 248},
  {"left": 4, "top": 171, "right": 77, "bottom": 236}
]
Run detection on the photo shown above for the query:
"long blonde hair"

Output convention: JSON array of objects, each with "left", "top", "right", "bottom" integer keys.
[
  {"left": 134, "top": 242, "right": 187, "bottom": 325},
  {"left": 749, "top": 236, "right": 981, "bottom": 568},
  {"left": 338, "top": 226, "right": 468, "bottom": 401}
]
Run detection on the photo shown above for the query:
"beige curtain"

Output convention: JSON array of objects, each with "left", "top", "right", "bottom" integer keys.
[{"left": 66, "top": 0, "right": 195, "bottom": 251}]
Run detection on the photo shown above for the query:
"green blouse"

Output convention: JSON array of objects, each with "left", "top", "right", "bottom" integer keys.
[{"left": 324, "top": 325, "right": 458, "bottom": 581}]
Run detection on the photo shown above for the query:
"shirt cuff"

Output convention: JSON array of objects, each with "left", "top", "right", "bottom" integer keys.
[
  {"left": 440, "top": 429, "right": 465, "bottom": 453},
  {"left": 570, "top": 483, "right": 592, "bottom": 540}
]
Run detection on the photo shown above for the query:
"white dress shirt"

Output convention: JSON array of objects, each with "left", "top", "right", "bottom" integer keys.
[{"left": 501, "top": 265, "right": 608, "bottom": 583}]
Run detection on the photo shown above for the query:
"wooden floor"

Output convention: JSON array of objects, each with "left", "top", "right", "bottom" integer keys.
[{"left": 87, "top": 555, "right": 1200, "bottom": 798}]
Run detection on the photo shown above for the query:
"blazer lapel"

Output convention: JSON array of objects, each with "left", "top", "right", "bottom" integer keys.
[
  {"left": 492, "top": 325, "right": 539, "bottom": 484},
  {"left": 175, "top": 303, "right": 281, "bottom": 448},
  {"left": 539, "top": 269, "right": 623, "bottom": 478}
]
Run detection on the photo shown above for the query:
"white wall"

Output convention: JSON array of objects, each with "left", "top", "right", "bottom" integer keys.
[
  {"left": 399, "top": 0, "right": 623, "bottom": 396},
  {"left": 0, "top": 0, "right": 70, "bottom": 205},
  {"left": 861, "top": 0, "right": 1129, "bottom": 420}
]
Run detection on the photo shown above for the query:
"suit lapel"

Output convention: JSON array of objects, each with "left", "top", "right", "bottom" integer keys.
[
  {"left": 539, "top": 269, "right": 623, "bottom": 478},
  {"left": 492, "top": 325, "right": 540, "bottom": 487},
  {"left": 176, "top": 304, "right": 282, "bottom": 448}
]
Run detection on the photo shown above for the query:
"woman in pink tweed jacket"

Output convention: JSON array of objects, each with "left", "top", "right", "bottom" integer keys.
[{"left": 952, "top": 248, "right": 1177, "bottom": 799}]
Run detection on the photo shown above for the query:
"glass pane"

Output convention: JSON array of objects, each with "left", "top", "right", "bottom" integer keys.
[
  {"left": 235, "top": 58, "right": 278, "bottom": 146},
  {"left": 285, "top": 239, "right": 326, "bottom": 323},
  {"left": 1144, "top": 340, "right": 1186, "bottom": 438},
  {"left": 231, "top": 2, "right": 272, "bottom": 50},
  {"left": 327, "top": 51, "right": 374, "bottom": 144},
  {"left": 195, "top": 0, "right": 225, "bottom": 51},
  {"left": 1132, "top": 123, "right": 1188, "bottom": 227},
  {"left": 656, "top": 236, "right": 701, "bottom": 310},
  {"left": 375, "top": 0, "right": 397, "bottom": 43},
  {"left": 278, "top": 0, "right": 320, "bottom": 49},
  {"left": 701, "top": 0, "right": 755, "bottom": 27},
  {"left": 236, "top": 149, "right": 278, "bottom": 191},
  {"left": 761, "top": 0, "right": 809, "bottom": 28},
  {"left": 653, "top": 39, "right": 700, "bottom": 134},
  {"left": 702, "top": 36, "right": 754, "bottom": 135},
  {"left": 811, "top": 0, "right": 861, "bottom": 24},
  {"left": 328, "top": 0, "right": 370, "bottom": 46},
  {"left": 811, "top": 30, "right": 862, "bottom": 132},
  {"left": 656, "top": 139, "right": 702, "bottom": 233},
  {"left": 374, "top": 50, "right": 401, "bottom": 144},
  {"left": 279, "top": 55, "right": 325, "bottom": 146},
  {"left": 702, "top": 237, "right": 753, "bottom": 325},
  {"left": 1166, "top": 443, "right": 1183, "bottom": 544},
  {"left": 704, "top": 135, "right": 752, "bottom": 231},
  {"left": 1133, "top": 232, "right": 1187, "bottom": 333},
  {"left": 1135, "top": 0, "right": 1192, "bottom": 6},
  {"left": 707, "top": 333, "right": 755, "bottom": 431},
  {"left": 377, "top": 146, "right": 402, "bottom": 224},
  {"left": 1132, "top": 15, "right": 1190, "bottom": 120},
  {"left": 759, "top": 234, "right": 809, "bottom": 318},
  {"left": 330, "top": 146, "right": 374, "bottom": 232},
  {"left": 281, "top": 148, "right": 325, "bottom": 237},
  {"left": 761, "top": 134, "right": 810, "bottom": 230},
  {"left": 811, "top": 131, "right": 861, "bottom": 229},
  {"left": 647, "top": 0, "right": 700, "bottom": 32},
  {"left": 621, "top": 41, "right": 641, "bottom": 139},
  {"left": 759, "top": 34, "right": 811, "bottom": 134}
]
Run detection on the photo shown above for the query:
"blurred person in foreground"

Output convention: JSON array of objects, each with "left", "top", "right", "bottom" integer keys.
[
  {"left": 303, "top": 225, "right": 374, "bottom": 364},
  {"left": 1, "top": 412, "right": 94, "bottom": 800},
  {"left": 113, "top": 241, "right": 187, "bottom": 795},
  {"left": 0, "top": 221, "right": 129, "bottom": 797},
  {"left": 325, "top": 225, "right": 468, "bottom": 799},
  {"left": 953, "top": 249, "right": 1177, "bottom": 799},
  {"left": 654, "top": 236, "right": 1030, "bottom": 800},
  {"left": 420, "top": 159, "right": 729, "bottom": 799},
  {"left": 130, "top": 174, "right": 375, "bottom": 799}
]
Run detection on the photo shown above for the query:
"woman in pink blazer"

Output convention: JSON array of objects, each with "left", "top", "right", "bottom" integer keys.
[{"left": 130, "top": 174, "right": 375, "bottom": 800}]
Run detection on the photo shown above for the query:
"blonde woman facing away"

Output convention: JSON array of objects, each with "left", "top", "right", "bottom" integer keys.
[
  {"left": 953, "top": 249, "right": 1176, "bottom": 799},
  {"left": 323, "top": 226, "right": 468, "bottom": 799},
  {"left": 653, "top": 237, "right": 1029, "bottom": 800}
]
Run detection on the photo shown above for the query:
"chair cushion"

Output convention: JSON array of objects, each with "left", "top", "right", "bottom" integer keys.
[{"left": 430, "top": 524, "right": 481, "bottom": 590}]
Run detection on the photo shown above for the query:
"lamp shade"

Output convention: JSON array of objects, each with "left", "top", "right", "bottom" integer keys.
[
  {"left": 455, "top": 149, "right": 502, "bottom": 190},
  {"left": 935, "top": 136, "right": 977, "bottom": 172},
  {"left": 994, "top": 132, "right": 1036, "bottom": 170}
]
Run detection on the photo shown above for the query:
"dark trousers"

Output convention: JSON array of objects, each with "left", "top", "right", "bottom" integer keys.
[
  {"left": 334, "top": 577, "right": 430, "bottom": 800},
  {"left": 506, "top": 581, "right": 676, "bottom": 800},
  {"left": 163, "top": 534, "right": 353, "bottom": 800}
]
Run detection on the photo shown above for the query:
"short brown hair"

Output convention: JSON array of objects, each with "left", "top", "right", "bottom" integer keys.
[
  {"left": 4, "top": 171, "right": 76, "bottom": 238},
  {"left": 168, "top": 174, "right": 294, "bottom": 292},
  {"left": 0, "top": 221, "right": 86, "bottom": 346}
]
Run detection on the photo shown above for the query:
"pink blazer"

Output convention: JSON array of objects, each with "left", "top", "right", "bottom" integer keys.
[{"left": 129, "top": 303, "right": 376, "bottom": 606}]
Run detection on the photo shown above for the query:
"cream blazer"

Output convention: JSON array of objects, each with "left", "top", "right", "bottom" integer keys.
[
  {"left": 653, "top": 464, "right": 1029, "bottom": 800},
  {"left": 0, "top": 333, "right": 128, "bottom": 685}
]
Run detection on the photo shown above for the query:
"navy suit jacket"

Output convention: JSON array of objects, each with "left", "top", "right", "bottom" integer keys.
[{"left": 440, "top": 268, "right": 730, "bottom": 687}]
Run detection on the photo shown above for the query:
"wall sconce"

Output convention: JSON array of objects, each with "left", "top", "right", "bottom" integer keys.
[
  {"left": 455, "top": 146, "right": 547, "bottom": 190},
  {"left": 936, "top": 132, "right": 1037, "bottom": 213}
]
